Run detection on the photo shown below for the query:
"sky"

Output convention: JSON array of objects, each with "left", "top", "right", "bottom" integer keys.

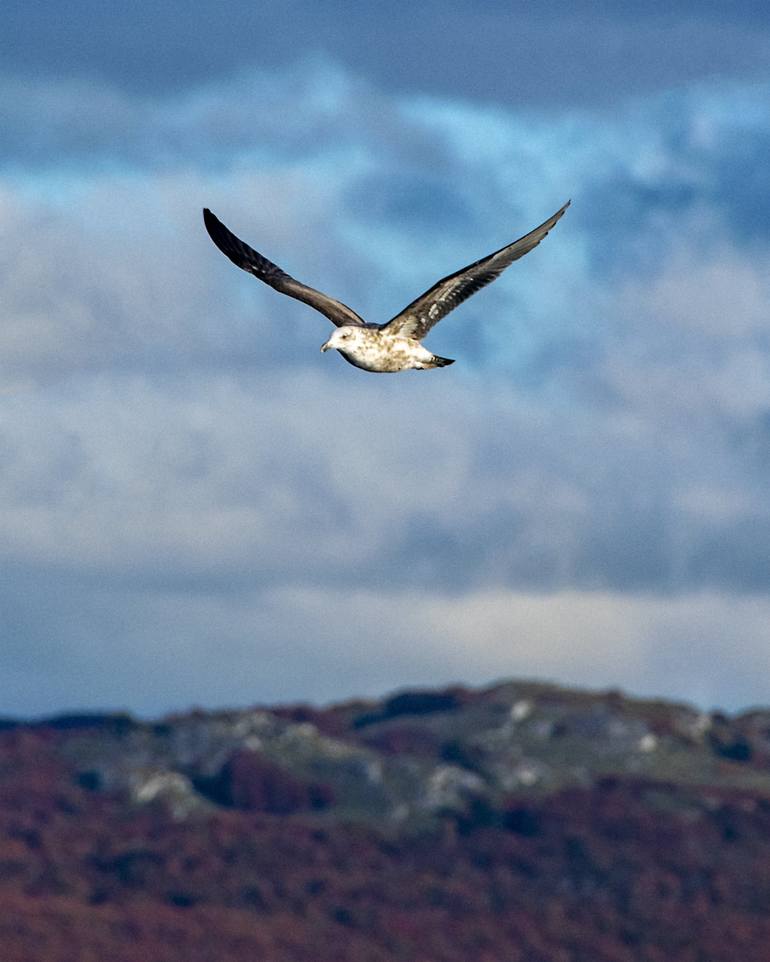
[{"left": 2, "top": 1, "right": 770, "bottom": 718}]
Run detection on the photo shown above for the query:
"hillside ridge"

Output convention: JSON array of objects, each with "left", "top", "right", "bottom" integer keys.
[{"left": 3, "top": 678, "right": 770, "bottom": 961}]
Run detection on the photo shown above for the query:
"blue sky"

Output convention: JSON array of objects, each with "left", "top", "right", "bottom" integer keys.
[{"left": 2, "top": 2, "right": 770, "bottom": 717}]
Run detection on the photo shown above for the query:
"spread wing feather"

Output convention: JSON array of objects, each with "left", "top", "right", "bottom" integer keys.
[
  {"left": 203, "top": 209, "right": 366, "bottom": 328},
  {"left": 381, "top": 200, "right": 570, "bottom": 340}
]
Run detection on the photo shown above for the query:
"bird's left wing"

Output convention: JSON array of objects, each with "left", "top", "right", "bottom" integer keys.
[
  {"left": 381, "top": 200, "right": 570, "bottom": 340},
  {"left": 203, "top": 209, "right": 366, "bottom": 328}
]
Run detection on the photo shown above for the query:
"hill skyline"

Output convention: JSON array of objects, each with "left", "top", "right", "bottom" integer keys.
[{"left": 3, "top": 675, "right": 770, "bottom": 961}]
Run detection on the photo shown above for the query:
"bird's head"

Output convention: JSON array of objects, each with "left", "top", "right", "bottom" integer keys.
[{"left": 320, "top": 327, "right": 360, "bottom": 354}]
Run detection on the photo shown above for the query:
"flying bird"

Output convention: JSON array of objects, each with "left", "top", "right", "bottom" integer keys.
[{"left": 203, "top": 201, "right": 569, "bottom": 373}]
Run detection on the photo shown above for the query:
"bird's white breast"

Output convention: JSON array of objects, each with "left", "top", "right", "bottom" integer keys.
[{"left": 340, "top": 330, "right": 427, "bottom": 373}]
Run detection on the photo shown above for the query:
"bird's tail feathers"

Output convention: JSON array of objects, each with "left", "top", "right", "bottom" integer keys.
[{"left": 430, "top": 355, "right": 455, "bottom": 368}]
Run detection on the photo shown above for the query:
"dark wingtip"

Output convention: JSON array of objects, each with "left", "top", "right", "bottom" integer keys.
[{"left": 202, "top": 208, "right": 224, "bottom": 245}]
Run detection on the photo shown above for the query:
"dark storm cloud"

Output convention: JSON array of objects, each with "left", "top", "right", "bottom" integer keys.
[{"left": 2, "top": 1, "right": 769, "bottom": 108}]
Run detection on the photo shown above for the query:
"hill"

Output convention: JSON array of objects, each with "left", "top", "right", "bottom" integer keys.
[{"left": 2, "top": 679, "right": 770, "bottom": 961}]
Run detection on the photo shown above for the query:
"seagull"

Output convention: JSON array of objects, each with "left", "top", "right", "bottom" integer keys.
[{"left": 203, "top": 201, "right": 569, "bottom": 373}]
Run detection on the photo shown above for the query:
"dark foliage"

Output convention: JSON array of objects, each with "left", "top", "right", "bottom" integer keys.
[
  {"left": 355, "top": 686, "right": 467, "bottom": 728},
  {"left": 195, "top": 749, "right": 334, "bottom": 813},
  {"left": 37, "top": 712, "right": 139, "bottom": 734}
]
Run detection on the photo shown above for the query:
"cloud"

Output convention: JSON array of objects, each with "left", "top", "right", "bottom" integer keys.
[
  {"left": 2, "top": 60, "right": 770, "bottom": 714},
  {"left": 5, "top": 579, "right": 770, "bottom": 717},
  {"left": 3, "top": 1, "right": 769, "bottom": 108},
  {"left": 1, "top": 360, "right": 769, "bottom": 603}
]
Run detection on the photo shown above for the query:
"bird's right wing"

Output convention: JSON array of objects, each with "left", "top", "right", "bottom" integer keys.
[
  {"left": 203, "top": 209, "right": 366, "bottom": 328},
  {"left": 381, "top": 201, "right": 570, "bottom": 340}
]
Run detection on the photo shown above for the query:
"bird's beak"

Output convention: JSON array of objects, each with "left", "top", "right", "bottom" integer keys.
[{"left": 320, "top": 340, "right": 331, "bottom": 353}]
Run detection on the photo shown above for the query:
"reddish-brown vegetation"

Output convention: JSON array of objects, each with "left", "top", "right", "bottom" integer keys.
[{"left": 3, "top": 686, "right": 770, "bottom": 961}]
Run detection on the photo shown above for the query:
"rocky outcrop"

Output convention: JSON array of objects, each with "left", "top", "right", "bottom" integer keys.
[{"left": 39, "top": 680, "right": 770, "bottom": 825}]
